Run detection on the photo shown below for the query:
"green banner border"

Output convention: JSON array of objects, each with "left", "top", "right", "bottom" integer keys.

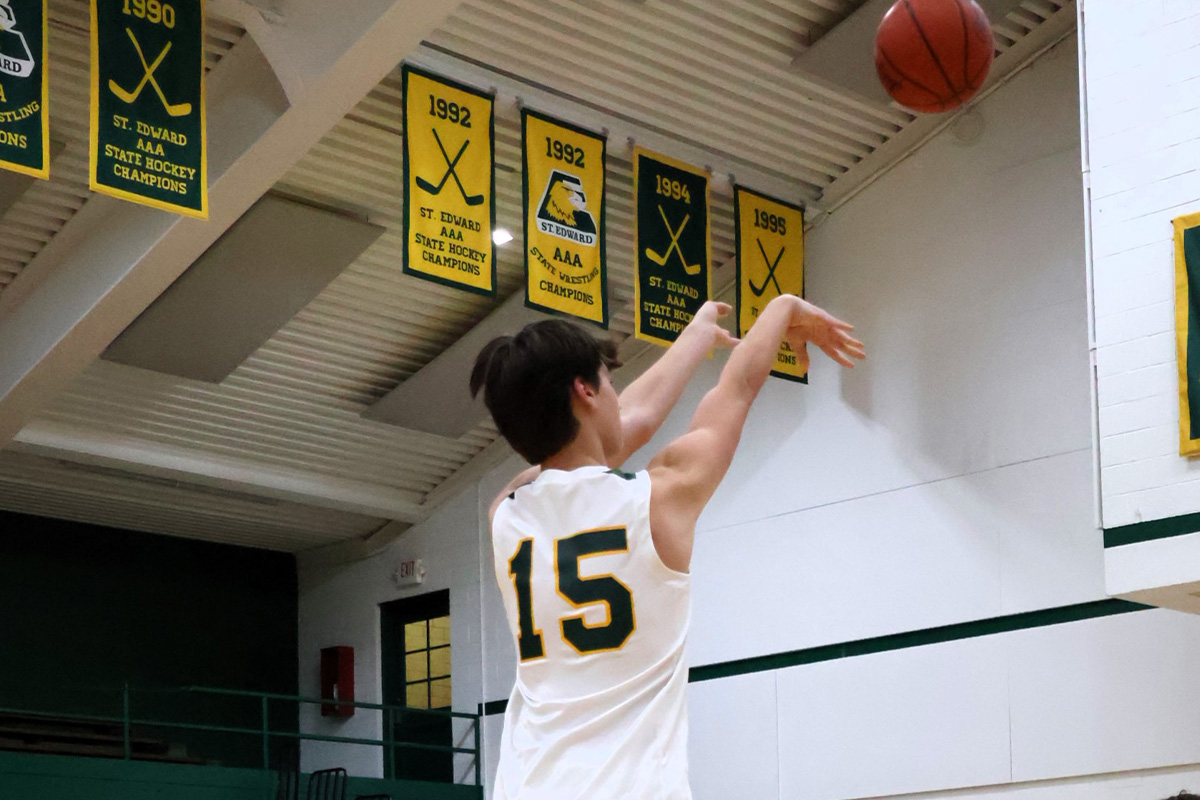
[
  {"left": 88, "top": 0, "right": 208, "bottom": 218},
  {"left": 733, "top": 184, "right": 807, "bottom": 384},
  {"left": 632, "top": 147, "right": 712, "bottom": 348},
  {"left": 400, "top": 63, "right": 497, "bottom": 298},
  {"left": 520, "top": 107, "right": 609, "bottom": 329}
]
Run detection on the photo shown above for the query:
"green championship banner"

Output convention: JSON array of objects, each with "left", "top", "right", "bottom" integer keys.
[
  {"left": 403, "top": 65, "right": 495, "bottom": 296},
  {"left": 633, "top": 147, "right": 710, "bottom": 346},
  {"left": 735, "top": 186, "right": 806, "bottom": 382},
  {"left": 90, "top": 0, "right": 206, "bottom": 218},
  {"left": 1175, "top": 210, "right": 1200, "bottom": 456},
  {"left": 0, "top": 0, "right": 48, "bottom": 178},
  {"left": 522, "top": 109, "right": 607, "bottom": 327}
]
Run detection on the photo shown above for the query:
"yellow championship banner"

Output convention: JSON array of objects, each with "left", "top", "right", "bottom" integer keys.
[
  {"left": 633, "top": 148, "right": 711, "bottom": 347},
  {"left": 522, "top": 109, "right": 607, "bottom": 327},
  {"left": 1175, "top": 210, "right": 1200, "bottom": 456},
  {"left": 90, "top": 0, "right": 207, "bottom": 217},
  {"left": 735, "top": 186, "right": 806, "bottom": 382},
  {"left": 402, "top": 65, "right": 495, "bottom": 296}
]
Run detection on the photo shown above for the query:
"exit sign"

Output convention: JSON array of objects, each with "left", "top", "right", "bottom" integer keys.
[{"left": 394, "top": 559, "right": 426, "bottom": 587}]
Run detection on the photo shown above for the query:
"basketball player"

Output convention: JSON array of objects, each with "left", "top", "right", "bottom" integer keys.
[{"left": 471, "top": 294, "right": 864, "bottom": 798}]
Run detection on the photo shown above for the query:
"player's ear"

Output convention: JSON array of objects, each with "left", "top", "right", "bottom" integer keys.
[{"left": 573, "top": 376, "right": 598, "bottom": 402}]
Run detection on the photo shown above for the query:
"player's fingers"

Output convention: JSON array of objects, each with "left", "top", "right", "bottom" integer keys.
[
  {"left": 829, "top": 318, "right": 856, "bottom": 333},
  {"left": 713, "top": 302, "right": 733, "bottom": 317},
  {"left": 842, "top": 342, "right": 866, "bottom": 359},
  {"left": 839, "top": 332, "right": 865, "bottom": 349},
  {"left": 833, "top": 347, "right": 858, "bottom": 368},
  {"left": 820, "top": 343, "right": 855, "bottom": 367}
]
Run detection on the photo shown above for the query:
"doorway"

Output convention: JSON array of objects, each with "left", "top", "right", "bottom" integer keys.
[{"left": 379, "top": 589, "right": 453, "bottom": 782}]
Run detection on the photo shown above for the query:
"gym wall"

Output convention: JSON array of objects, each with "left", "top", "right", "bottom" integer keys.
[
  {"left": 497, "top": 33, "right": 1200, "bottom": 799},
  {"left": 297, "top": 491, "right": 485, "bottom": 781},
  {"left": 1083, "top": 0, "right": 1200, "bottom": 613},
  {"left": 296, "top": 29, "right": 1200, "bottom": 800},
  {"left": 1085, "top": 0, "right": 1200, "bottom": 529}
]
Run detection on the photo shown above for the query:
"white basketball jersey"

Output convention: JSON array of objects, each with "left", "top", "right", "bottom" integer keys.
[{"left": 491, "top": 466, "right": 692, "bottom": 800}]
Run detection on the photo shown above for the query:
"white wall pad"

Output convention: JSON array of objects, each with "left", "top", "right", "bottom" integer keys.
[
  {"left": 776, "top": 635, "right": 1011, "bottom": 800},
  {"left": 893, "top": 761, "right": 1200, "bottom": 800},
  {"left": 1008, "top": 608, "right": 1200, "bottom": 782},
  {"left": 685, "top": 450, "right": 1100, "bottom": 667},
  {"left": 687, "top": 672, "right": 780, "bottom": 800}
]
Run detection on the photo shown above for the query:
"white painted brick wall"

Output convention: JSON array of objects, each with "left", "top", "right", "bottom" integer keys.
[{"left": 1085, "top": 0, "right": 1200, "bottom": 526}]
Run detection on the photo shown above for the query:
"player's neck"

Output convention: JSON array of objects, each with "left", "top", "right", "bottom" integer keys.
[{"left": 540, "top": 427, "right": 608, "bottom": 473}]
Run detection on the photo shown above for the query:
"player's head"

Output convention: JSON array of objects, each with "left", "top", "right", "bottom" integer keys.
[
  {"left": 470, "top": 319, "right": 622, "bottom": 465},
  {"left": 1163, "top": 793, "right": 1200, "bottom": 800}
]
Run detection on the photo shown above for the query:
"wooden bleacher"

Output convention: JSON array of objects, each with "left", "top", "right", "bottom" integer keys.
[{"left": 0, "top": 711, "right": 202, "bottom": 764}]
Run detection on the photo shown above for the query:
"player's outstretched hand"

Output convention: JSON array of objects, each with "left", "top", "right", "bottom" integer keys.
[
  {"left": 687, "top": 301, "right": 740, "bottom": 351},
  {"left": 784, "top": 298, "right": 865, "bottom": 368}
]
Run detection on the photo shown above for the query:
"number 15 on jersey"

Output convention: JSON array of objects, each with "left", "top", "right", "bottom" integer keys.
[{"left": 508, "top": 527, "right": 637, "bottom": 660}]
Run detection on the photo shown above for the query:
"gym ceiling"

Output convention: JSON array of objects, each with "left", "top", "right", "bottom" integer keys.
[{"left": 0, "top": 0, "right": 1074, "bottom": 554}]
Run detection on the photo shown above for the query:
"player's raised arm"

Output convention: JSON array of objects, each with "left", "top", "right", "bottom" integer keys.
[
  {"left": 647, "top": 294, "right": 864, "bottom": 572},
  {"left": 612, "top": 300, "right": 739, "bottom": 466}
]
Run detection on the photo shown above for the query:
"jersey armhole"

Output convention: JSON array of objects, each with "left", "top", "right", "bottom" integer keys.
[{"left": 640, "top": 471, "right": 691, "bottom": 578}]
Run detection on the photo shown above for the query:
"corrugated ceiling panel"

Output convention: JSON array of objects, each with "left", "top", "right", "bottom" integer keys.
[
  {"left": 426, "top": 0, "right": 908, "bottom": 195},
  {"left": 0, "top": 451, "right": 382, "bottom": 551}
]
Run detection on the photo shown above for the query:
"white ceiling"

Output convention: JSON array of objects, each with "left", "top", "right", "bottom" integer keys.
[{"left": 0, "top": 0, "right": 1076, "bottom": 552}]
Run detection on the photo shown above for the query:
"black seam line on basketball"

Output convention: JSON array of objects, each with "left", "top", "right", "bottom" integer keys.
[
  {"left": 878, "top": 48, "right": 947, "bottom": 107},
  {"left": 479, "top": 599, "right": 1152, "bottom": 714},
  {"left": 968, "top": 57, "right": 991, "bottom": 91},
  {"left": 1104, "top": 509, "right": 1200, "bottom": 548},
  {"left": 903, "top": 0, "right": 960, "bottom": 97},
  {"left": 956, "top": 0, "right": 970, "bottom": 87},
  {"left": 936, "top": 57, "right": 992, "bottom": 109},
  {"left": 932, "top": 58, "right": 990, "bottom": 111}
]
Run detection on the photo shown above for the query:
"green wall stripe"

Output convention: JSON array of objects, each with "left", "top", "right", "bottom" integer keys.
[
  {"left": 690, "top": 598, "right": 1148, "bottom": 682},
  {"left": 480, "top": 598, "right": 1152, "bottom": 715},
  {"left": 1104, "top": 511, "right": 1200, "bottom": 548}
]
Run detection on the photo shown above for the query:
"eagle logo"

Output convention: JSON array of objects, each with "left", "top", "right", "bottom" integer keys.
[
  {"left": 0, "top": 0, "right": 35, "bottom": 78},
  {"left": 536, "top": 170, "right": 598, "bottom": 247}
]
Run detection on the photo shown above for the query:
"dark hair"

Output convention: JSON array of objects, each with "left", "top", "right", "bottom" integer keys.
[
  {"left": 470, "top": 319, "right": 620, "bottom": 464},
  {"left": 1164, "top": 794, "right": 1200, "bottom": 799}
]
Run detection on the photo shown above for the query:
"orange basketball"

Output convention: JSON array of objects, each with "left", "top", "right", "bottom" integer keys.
[{"left": 875, "top": 0, "right": 995, "bottom": 114}]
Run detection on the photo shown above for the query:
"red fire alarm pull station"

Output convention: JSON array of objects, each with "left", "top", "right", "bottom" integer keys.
[{"left": 320, "top": 646, "right": 354, "bottom": 717}]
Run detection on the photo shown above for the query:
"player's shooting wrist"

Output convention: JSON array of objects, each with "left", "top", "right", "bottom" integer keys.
[{"left": 674, "top": 317, "right": 711, "bottom": 353}]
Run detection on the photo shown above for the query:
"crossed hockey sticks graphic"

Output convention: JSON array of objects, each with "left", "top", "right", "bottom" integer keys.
[
  {"left": 644, "top": 206, "right": 701, "bottom": 276},
  {"left": 108, "top": 29, "right": 192, "bottom": 117},
  {"left": 748, "top": 239, "right": 785, "bottom": 297},
  {"left": 415, "top": 129, "right": 485, "bottom": 206}
]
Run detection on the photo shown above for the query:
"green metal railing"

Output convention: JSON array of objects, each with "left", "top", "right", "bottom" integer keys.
[
  {"left": 0, "top": 683, "right": 482, "bottom": 786},
  {"left": 185, "top": 686, "right": 481, "bottom": 785}
]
